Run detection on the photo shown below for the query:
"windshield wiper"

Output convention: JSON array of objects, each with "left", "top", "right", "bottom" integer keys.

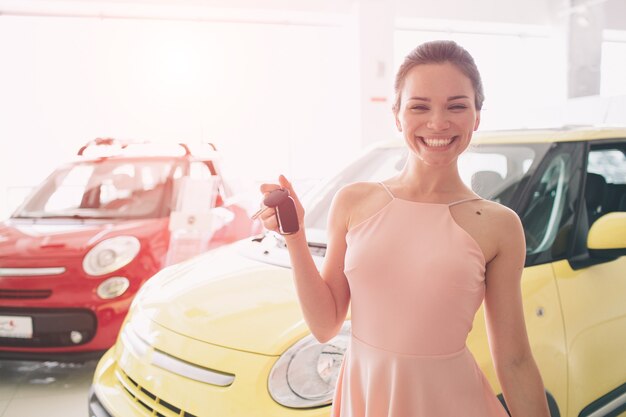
[
  {"left": 13, "top": 213, "right": 115, "bottom": 220},
  {"left": 307, "top": 241, "right": 326, "bottom": 257},
  {"left": 47, "top": 214, "right": 98, "bottom": 219},
  {"left": 11, "top": 214, "right": 38, "bottom": 219},
  {"left": 254, "top": 231, "right": 327, "bottom": 255}
]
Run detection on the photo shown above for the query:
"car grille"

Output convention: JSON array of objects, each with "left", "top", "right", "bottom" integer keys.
[
  {"left": 0, "top": 308, "right": 96, "bottom": 347},
  {"left": 89, "top": 388, "right": 113, "bottom": 417},
  {"left": 0, "top": 289, "right": 52, "bottom": 299},
  {"left": 116, "top": 368, "right": 198, "bottom": 417}
]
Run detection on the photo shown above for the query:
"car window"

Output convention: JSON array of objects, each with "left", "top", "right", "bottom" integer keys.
[
  {"left": 588, "top": 148, "right": 626, "bottom": 185},
  {"left": 189, "top": 161, "right": 213, "bottom": 180},
  {"left": 44, "top": 164, "right": 95, "bottom": 212},
  {"left": 522, "top": 153, "right": 571, "bottom": 254},
  {"left": 563, "top": 141, "right": 626, "bottom": 269},
  {"left": 302, "top": 143, "right": 550, "bottom": 234},
  {"left": 98, "top": 163, "right": 140, "bottom": 207},
  {"left": 519, "top": 142, "right": 585, "bottom": 265},
  {"left": 15, "top": 158, "right": 178, "bottom": 219},
  {"left": 461, "top": 144, "right": 537, "bottom": 203},
  {"left": 586, "top": 144, "right": 626, "bottom": 226}
]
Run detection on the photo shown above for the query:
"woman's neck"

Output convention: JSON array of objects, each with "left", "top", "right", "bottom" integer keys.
[{"left": 392, "top": 156, "right": 469, "bottom": 197}]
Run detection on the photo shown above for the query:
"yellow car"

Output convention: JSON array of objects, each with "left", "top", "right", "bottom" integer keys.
[{"left": 90, "top": 127, "right": 626, "bottom": 417}]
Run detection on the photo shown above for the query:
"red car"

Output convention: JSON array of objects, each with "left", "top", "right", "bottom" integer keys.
[{"left": 0, "top": 138, "right": 261, "bottom": 360}]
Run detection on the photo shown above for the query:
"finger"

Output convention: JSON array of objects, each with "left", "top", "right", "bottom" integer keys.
[
  {"left": 278, "top": 175, "right": 290, "bottom": 188},
  {"left": 260, "top": 183, "right": 281, "bottom": 193},
  {"left": 259, "top": 207, "right": 276, "bottom": 221},
  {"left": 278, "top": 175, "right": 302, "bottom": 205},
  {"left": 278, "top": 175, "right": 296, "bottom": 196},
  {"left": 260, "top": 212, "right": 279, "bottom": 231}
]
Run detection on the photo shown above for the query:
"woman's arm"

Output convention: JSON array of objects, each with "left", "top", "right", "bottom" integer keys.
[
  {"left": 259, "top": 175, "right": 351, "bottom": 343},
  {"left": 483, "top": 206, "right": 551, "bottom": 417}
]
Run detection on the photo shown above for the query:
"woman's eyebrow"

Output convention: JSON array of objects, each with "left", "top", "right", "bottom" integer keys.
[
  {"left": 406, "top": 95, "right": 470, "bottom": 101},
  {"left": 448, "top": 95, "right": 470, "bottom": 101}
]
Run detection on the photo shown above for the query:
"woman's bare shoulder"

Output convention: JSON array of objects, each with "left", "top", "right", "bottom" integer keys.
[
  {"left": 481, "top": 200, "right": 521, "bottom": 223},
  {"left": 333, "top": 182, "right": 393, "bottom": 231},
  {"left": 327, "top": 183, "right": 382, "bottom": 236},
  {"left": 478, "top": 200, "right": 525, "bottom": 243},
  {"left": 335, "top": 181, "right": 384, "bottom": 203}
]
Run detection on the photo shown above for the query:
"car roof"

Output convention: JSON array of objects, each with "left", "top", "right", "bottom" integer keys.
[
  {"left": 375, "top": 126, "right": 626, "bottom": 148},
  {"left": 69, "top": 149, "right": 220, "bottom": 164},
  {"left": 74, "top": 140, "right": 220, "bottom": 161},
  {"left": 61, "top": 154, "right": 185, "bottom": 164}
]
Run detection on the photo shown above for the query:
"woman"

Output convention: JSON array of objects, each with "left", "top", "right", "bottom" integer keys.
[{"left": 258, "top": 40, "right": 551, "bottom": 417}]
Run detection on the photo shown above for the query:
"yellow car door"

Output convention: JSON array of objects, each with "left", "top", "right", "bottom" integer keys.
[
  {"left": 552, "top": 139, "right": 626, "bottom": 417},
  {"left": 512, "top": 140, "right": 589, "bottom": 416},
  {"left": 469, "top": 140, "right": 587, "bottom": 415}
]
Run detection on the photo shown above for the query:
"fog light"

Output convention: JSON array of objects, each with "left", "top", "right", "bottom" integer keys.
[
  {"left": 70, "top": 331, "right": 83, "bottom": 344},
  {"left": 97, "top": 277, "right": 130, "bottom": 299}
]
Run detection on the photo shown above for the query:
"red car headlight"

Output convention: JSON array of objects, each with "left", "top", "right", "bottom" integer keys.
[{"left": 83, "top": 236, "right": 141, "bottom": 276}]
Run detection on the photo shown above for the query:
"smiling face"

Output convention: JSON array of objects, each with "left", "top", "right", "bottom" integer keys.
[{"left": 394, "top": 62, "right": 481, "bottom": 167}]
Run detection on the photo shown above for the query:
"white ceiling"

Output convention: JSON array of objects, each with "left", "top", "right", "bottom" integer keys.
[{"left": 0, "top": 0, "right": 624, "bottom": 29}]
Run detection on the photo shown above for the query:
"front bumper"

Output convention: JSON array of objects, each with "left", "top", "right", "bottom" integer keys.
[
  {"left": 0, "top": 307, "right": 96, "bottom": 348},
  {"left": 91, "top": 319, "right": 330, "bottom": 417},
  {"left": 89, "top": 385, "right": 114, "bottom": 417},
  {"left": 0, "top": 298, "right": 131, "bottom": 359}
]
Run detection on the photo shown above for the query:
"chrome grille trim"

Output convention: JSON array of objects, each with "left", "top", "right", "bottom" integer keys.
[
  {"left": 121, "top": 324, "right": 235, "bottom": 387},
  {"left": 121, "top": 325, "right": 149, "bottom": 358},
  {"left": 587, "top": 391, "right": 626, "bottom": 417},
  {"left": 151, "top": 348, "right": 235, "bottom": 387},
  {"left": 0, "top": 267, "right": 66, "bottom": 276},
  {"left": 116, "top": 368, "right": 199, "bottom": 417}
]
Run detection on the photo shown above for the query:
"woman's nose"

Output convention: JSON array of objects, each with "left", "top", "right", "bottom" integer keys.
[{"left": 426, "top": 110, "right": 450, "bottom": 131}]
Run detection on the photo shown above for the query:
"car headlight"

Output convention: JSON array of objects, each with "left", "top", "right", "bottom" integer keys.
[
  {"left": 268, "top": 321, "right": 351, "bottom": 408},
  {"left": 97, "top": 277, "right": 130, "bottom": 299},
  {"left": 83, "top": 236, "right": 141, "bottom": 276}
]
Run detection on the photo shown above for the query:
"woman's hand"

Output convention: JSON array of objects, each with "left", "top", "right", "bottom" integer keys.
[{"left": 257, "top": 175, "right": 306, "bottom": 237}]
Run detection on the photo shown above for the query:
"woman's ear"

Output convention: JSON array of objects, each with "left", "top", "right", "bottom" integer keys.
[
  {"left": 474, "top": 112, "right": 481, "bottom": 131},
  {"left": 394, "top": 113, "right": 402, "bottom": 132}
]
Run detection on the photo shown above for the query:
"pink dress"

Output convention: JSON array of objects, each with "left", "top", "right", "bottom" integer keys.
[{"left": 331, "top": 182, "right": 509, "bottom": 417}]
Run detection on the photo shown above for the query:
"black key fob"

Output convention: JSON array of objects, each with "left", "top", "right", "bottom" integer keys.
[{"left": 263, "top": 188, "right": 300, "bottom": 235}]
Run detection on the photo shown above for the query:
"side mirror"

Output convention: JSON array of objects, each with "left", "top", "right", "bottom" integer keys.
[{"left": 587, "top": 212, "right": 626, "bottom": 259}]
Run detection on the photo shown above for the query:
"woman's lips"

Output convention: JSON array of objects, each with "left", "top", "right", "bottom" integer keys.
[{"left": 417, "top": 136, "right": 458, "bottom": 148}]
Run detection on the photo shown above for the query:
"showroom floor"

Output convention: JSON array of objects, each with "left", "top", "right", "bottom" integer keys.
[{"left": 0, "top": 359, "right": 97, "bottom": 417}]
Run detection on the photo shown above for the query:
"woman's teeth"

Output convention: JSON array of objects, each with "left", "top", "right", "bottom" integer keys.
[{"left": 421, "top": 137, "right": 455, "bottom": 147}]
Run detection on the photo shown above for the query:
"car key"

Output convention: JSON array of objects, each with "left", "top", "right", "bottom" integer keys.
[{"left": 251, "top": 188, "right": 299, "bottom": 235}]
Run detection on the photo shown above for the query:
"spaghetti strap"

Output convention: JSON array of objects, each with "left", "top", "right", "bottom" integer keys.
[
  {"left": 448, "top": 197, "right": 483, "bottom": 207},
  {"left": 378, "top": 182, "right": 395, "bottom": 199}
]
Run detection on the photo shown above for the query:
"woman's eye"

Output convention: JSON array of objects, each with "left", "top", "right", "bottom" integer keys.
[
  {"left": 410, "top": 105, "right": 429, "bottom": 111},
  {"left": 449, "top": 104, "right": 467, "bottom": 110}
]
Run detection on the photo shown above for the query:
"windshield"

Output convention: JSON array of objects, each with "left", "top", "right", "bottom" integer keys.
[
  {"left": 302, "top": 143, "right": 551, "bottom": 233},
  {"left": 14, "top": 158, "right": 179, "bottom": 219}
]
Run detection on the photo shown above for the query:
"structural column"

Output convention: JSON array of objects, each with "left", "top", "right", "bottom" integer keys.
[
  {"left": 567, "top": 0, "right": 605, "bottom": 98},
  {"left": 351, "top": 0, "right": 397, "bottom": 149}
]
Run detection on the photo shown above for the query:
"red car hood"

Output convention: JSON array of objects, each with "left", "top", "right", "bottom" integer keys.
[{"left": 0, "top": 217, "right": 168, "bottom": 263}]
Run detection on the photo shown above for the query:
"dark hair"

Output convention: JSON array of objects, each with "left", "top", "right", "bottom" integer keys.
[{"left": 392, "top": 40, "right": 484, "bottom": 113}]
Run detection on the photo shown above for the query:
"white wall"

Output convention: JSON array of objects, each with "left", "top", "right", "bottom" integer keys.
[
  {"left": 396, "top": 0, "right": 555, "bottom": 26},
  {"left": 0, "top": 14, "right": 360, "bottom": 218}
]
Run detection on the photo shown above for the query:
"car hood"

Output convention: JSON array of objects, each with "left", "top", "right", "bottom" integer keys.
[
  {"left": 0, "top": 217, "right": 168, "bottom": 262},
  {"left": 136, "top": 234, "right": 326, "bottom": 356}
]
